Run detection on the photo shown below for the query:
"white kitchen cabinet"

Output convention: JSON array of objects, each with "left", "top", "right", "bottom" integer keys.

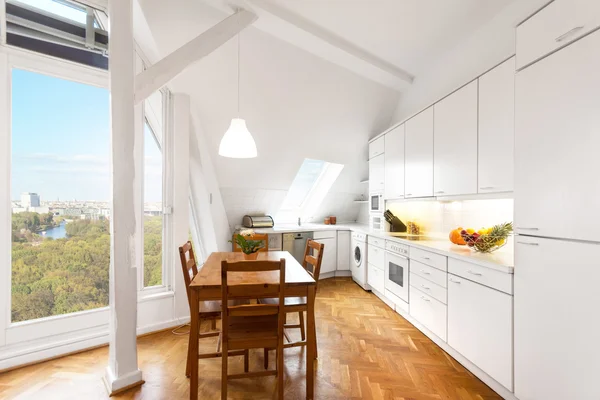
[
  {"left": 368, "top": 136, "right": 384, "bottom": 159},
  {"left": 448, "top": 273, "right": 513, "bottom": 391},
  {"left": 318, "top": 237, "right": 337, "bottom": 275},
  {"left": 368, "top": 154, "right": 385, "bottom": 193},
  {"left": 384, "top": 124, "right": 405, "bottom": 199},
  {"left": 336, "top": 231, "right": 350, "bottom": 271},
  {"left": 478, "top": 57, "right": 515, "bottom": 194},
  {"left": 516, "top": 0, "right": 600, "bottom": 70},
  {"left": 367, "top": 263, "right": 385, "bottom": 294},
  {"left": 404, "top": 107, "right": 434, "bottom": 198},
  {"left": 514, "top": 236, "right": 600, "bottom": 400},
  {"left": 409, "top": 287, "right": 447, "bottom": 341},
  {"left": 515, "top": 30, "right": 600, "bottom": 242},
  {"left": 434, "top": 80, "right": 478, "bottom": 196}
]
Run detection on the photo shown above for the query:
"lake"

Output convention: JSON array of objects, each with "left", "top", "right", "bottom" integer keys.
[{"left": 42, "top": 221, "right": 67, "bottom": 239}]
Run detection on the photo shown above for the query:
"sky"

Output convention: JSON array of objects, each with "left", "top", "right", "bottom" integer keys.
[{"left": 11, "top": 68, "right": 163, "bottom": 203}]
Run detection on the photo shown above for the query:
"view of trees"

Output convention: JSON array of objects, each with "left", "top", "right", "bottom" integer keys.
[{"left": 11, "top": 212, "right": 163, "bottom": 323}]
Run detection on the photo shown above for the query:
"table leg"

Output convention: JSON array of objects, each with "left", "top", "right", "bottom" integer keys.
[
  {"left": 190, "top": 289, "right": 199, "bottom": 400},
  {"left": 306, "top": 286, "right": 316, "bottom": 399}
]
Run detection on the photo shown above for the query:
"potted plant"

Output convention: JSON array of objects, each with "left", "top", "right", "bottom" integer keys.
[{"left": 231, "top": 229, "right": 264, "bottom": 260}]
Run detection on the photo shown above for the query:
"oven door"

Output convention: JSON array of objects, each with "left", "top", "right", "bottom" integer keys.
[{"left": 385, "top": 251, "right": 409, "bottom": 303}]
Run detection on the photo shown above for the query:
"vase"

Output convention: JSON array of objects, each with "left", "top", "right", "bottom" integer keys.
[{"left": 243, "top": 252, "right": 259, "bottom": 260}]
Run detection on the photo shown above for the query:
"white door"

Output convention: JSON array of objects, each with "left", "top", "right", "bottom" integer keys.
[
  {"left": 368, "top": 154, "right": 384, "bottom": 193},
  {"left": 384, "top": 124, "right": 404, "bottom": 199},
  {"left": 318, "top": 237, "right": 337, "bottom": 275},
  {"left": 434, "top": 80, "right": 478, "bottom": 196},
  {"left": 478, "top": 57, "right": 515, "bottom": 194},
  {"left": 514, "top": 30, "right": 600, "bottom": 242},
  {"left": 448, "top": 275, "right": 513, "bottom": 390},
  {"left": 336, "top": 231, "right": 350, "bottom": 271},
  {"left": 514, "top": 236, "right": 600, "bottom": 400},
  {"left": 405, "top": 107, "right": 433, "bottom": 198}
]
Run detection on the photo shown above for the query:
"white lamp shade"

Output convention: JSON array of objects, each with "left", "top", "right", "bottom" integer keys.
[{"left": 218, "top": 118, "right": 257, "bottom": 158}]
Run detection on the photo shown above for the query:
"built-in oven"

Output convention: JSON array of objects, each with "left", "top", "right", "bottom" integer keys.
[
  {"left": 370, "top": 192, "right": 383, "bottom": 213},
  {"left": 385, "top": 241, "right": 409, "bottom": 304}
]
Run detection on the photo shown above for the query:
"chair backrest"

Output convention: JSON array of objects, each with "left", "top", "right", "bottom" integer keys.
[
  {"left": 221, "top": 259, "right": 286, "bottom": 339},
  {"left": 231, "top": 233, "right": 269, "bottom": 253},
  {"left": 178, "top": 241, "right": 198, "bottom": 309},
  {"left": 302, "top": 239, "right": 325, "bottom": 281}
]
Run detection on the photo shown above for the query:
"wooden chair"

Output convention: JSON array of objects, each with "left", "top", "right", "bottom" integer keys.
[
  {"left": 221, "top": 259, "right": 286, "bottom": 400},
  {"left": 261, "top": 239, "right": 324, "bottom": 361},
  {"left": 178, "top": 242, "right": 247, "bottom": 379},
  {"left": 231, "top": 232, "right": 269, "bottom": 252}
]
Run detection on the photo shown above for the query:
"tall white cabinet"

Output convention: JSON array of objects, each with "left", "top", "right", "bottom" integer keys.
[
  {"left": 433, "top": 81, "right": 478, "bottom": 196},
  {"left": 404, "top": 107, "right": 434, "bottom": 198},
  {"left": 478, "top": 57, "right": 515, "bottom": 193},
  {"left": 368, "top": 154, "right": 385, "bottom": 193},
  {"left": 384, "top": 124, "right": 404, "bottom": 200}
]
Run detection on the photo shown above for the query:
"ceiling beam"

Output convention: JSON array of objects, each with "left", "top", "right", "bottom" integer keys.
[
  {"left": 247, "top": 0, "right": 414, "bottom": 85},
  {"left": 134, "top": 9, "right": 257, "bottom": 104}
]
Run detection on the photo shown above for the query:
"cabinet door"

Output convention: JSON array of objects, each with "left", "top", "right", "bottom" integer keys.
[
  {"left": 514, "top": 236, "right": 600, "bottom": 400},
  {"left": 478, "top": 57, "right": 515, "bottom": 193},
  {"left": 448, "top": 275, "right": 513, "bottom": 390},
  {"left": 336, "top": 231, "right": 350, "bottom": 271},
  {"left": 409, "top": 288, "right": 447, "bottom": 341},
  {"left": 515, "top": 30, "right": 600, "bottom": 242},
  {"left": 368, "top": 154, "right": 385, "bottom": 193},
  {"left": 319, "top": 237, "right": 337, "bottom": 275},
  {"left": 369, "top": 136, "right": 384, "bottom": 159},
  {"left": 405, "top": 107, "right": 433, "bottom": 198},
  {"left": 384, "top": 124, "right": 404, "bottom": 199},
  {"left": 434, "top": 81, "right": 478, "bottom": 196}
]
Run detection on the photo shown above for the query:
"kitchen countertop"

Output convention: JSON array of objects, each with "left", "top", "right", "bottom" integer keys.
[{"left": 250, "top": 223, "right": 514, "bottom": 273}]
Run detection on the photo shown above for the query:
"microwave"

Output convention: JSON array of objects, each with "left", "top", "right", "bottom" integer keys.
[{"left": 370, "top": 193, "right": 383, "bottom": 213}]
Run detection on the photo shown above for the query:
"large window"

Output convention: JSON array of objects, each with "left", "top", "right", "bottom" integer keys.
[{"left": 10, "top": 68, "right": 110, "bottom": 323}]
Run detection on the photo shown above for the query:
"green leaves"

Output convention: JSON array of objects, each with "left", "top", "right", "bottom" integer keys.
[{"left": 233, "top": 233, "right": 264, "bottom": 255}]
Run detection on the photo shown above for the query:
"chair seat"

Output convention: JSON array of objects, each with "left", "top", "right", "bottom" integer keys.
[
  {"left": 260, "top": 297, "right": 307, "bottom": 307},
  {"left": 199, "top": 299, "right": 250, "bottom": 315}
]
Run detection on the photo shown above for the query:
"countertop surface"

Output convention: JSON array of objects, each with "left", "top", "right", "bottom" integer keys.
[{"left": 251, "top": 223, "right": 514, "bottom": 273}]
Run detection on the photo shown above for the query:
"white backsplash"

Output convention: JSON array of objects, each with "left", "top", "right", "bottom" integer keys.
[{"left": 386, "top": 198, "right": 514, "bottom": 237}]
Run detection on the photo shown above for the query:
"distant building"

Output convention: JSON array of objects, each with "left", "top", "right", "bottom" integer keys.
[{"left": 21, "top": 192, "right": 40, "bottom": 208}]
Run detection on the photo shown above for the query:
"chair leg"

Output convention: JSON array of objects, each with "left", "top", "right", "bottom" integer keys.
[
  {"left": 264, "top": 348, "right": 269, "bottom": 369},
  {"left": 211, "top": 319, "right": 217, "bottom": 330},
  {"left": 186, "top": 322, "right": 193, "bottom": 378},
  {"left": 221, "top": 342, "right": 228, "bottom": 400},
  {"left": 277, "top": 344, "right": 284, "bottom": 399},
  {"left": 298, "top": 311, "right": 306, "bottom": 341},
  {"left": 313, "top": 322, "right": 318, "bottom": 359},
  {"left": 244, "top": 349, "right": 249, "bottom": 372}
]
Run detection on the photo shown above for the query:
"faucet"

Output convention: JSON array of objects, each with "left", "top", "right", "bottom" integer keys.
[{"left": 297, "top": 217, "right": 301, "bottom": 226}]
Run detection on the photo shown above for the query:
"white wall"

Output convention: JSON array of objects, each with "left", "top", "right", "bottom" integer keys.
[{"left": 390, "top": 0, "right": 548, "bottom": 125}]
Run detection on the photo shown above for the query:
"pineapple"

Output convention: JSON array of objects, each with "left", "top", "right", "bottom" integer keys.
[{"left": 473, "top": 222, "right": 513, "bottom": 253}]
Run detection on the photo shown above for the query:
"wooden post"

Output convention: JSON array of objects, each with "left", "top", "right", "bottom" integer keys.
[{"left": 103, "top": 0, "right": 144, "bottom": 395}]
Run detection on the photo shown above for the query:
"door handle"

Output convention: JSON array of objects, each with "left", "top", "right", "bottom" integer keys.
[{"left": 517, "top": 241, "right": 539, "bottom": 246}]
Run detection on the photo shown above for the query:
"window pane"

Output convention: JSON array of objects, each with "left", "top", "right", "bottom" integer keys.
[
  {"left": 280, "top": 159, "right": 326, "bottom": 209},
  {"left": 11, "top": 68, "right": 110, "bottom": 323},
  {"left": 143, "top": 122, "right": 163, "bottom": 287},
  {"left": 16, "top": 0, "right": 87, "bottom": 24}
]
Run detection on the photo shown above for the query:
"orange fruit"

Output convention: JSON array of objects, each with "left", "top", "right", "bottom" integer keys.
[{"left": 449, "top": 229, "right": 466, "bottom": 245}]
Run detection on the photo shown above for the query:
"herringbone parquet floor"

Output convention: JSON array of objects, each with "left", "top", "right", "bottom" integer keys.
[{"left": 0, "top": 278, "right": 501, "bottom": 400}]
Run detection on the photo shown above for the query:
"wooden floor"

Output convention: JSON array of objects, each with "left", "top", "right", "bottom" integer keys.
[{"left": 0, "top": 278, "right": 501, "bottom": 400}]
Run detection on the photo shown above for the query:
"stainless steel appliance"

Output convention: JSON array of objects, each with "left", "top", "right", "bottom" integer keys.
[
  {"left": 369, "top": 192, "right": 383, "bottom": 213},
  {"left": 242, "top": 215, "right": 274, "bottom": 228},
  {"left": 283, "top": 232, "right": 313, "bottom": 264},
  {"left": 350, "top": 232, "right": 369, "bottom": 290},
  {"left": 385, "top": 241, "right": 409, "bottom": 307}
]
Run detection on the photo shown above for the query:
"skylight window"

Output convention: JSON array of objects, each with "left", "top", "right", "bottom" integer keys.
[
  {"left": 280, "top": 159, "right": 327, "bottom": 210},
  {"left": 15, "top": 0, "right": 87, "bottom": 24}
]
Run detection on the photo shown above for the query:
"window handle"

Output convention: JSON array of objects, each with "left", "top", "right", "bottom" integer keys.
[{"left": 556, "top": 26, "right": 584, "bottom": 42}]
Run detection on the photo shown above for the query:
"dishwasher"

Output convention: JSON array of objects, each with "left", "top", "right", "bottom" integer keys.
[{"left": 283, "top": 232, "right": 314, "bottom": 264}]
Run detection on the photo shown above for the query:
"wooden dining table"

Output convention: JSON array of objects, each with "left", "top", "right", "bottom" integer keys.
[{"left": 188, "top": 251, "right": 317, "bottom": 399}]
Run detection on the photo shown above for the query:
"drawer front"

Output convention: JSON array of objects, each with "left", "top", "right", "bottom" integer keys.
[
  {"left": 410, "top": 247, "right": 447, "bottom": 271},
  {"left": 516, "top": 0, "right": 600, "bottom": 69},
  {"left": 368, "top": 235, "right": 385, "bottom": 248},
  {"left": 368, "top": 263, "right": 385, "bottom": 293},
  {"left": 409, "top": 287, "right": 447, "bottom": 341},
  {"left": 368, "top": 244, "right": 385, "bottom": 269},
  {"left": 369, "top": 136, "right": 385, "bottom": 159},
  {"left": 411, "top": 260, "right": 447, "bottom": 288},
  {"left": 410, "top": 272, "right": 447, "bottom": 304},
  {"left": 313, "top": 230, "right": 336, "bottom": 240},
  {"left": 448, "top": 258, "right": 513, "bottom": 294}
]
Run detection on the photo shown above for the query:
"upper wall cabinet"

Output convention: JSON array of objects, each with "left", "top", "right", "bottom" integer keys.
[
  {"left": 516, "top": 0, "right": 600, "bottom": 70},
  {"left": 368, "top": 136, "right": 384, "bottom": 159},
  {"left": 369, "top": 154, "right": 385, "bottom": 193},
  {"left": 434, "top": 81, "right": 478, "bottom": 196},
  {"left": 384, "top": 124, "right": 405, "bottom": 200},
  {"left": 405, "top": 107, "right": 434, "bottom": 198},
  {"left": 478, "top": 57, "right": 515, "bottom": 194}
]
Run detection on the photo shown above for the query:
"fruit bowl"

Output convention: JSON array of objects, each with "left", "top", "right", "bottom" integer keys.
[{"left": 453, "top": 222, "right": 513, "bottom": 253}]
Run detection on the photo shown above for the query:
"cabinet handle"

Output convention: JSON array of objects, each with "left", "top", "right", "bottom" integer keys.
[
  {"left": 449, "top": 278, "right": 461, "bottom": 284},
  {"left": 420, "top": 284, "right": 430, "bottom": 290},
  {"left": 516, "top": 227, "right": 539, "bottom": 231},
  {"left": 420, "top": 269, "right": 431, "bottom": 275},
  {"left": 479, "top": 186, "right": 494, "bottom": 190},
  {"left": 555, "top": 26, "right": 584, "bottom": 42},
  {"left": 467, "top": 269, "right": 482, "bottom": 276},
  {"left": 420, "top": 296, "right": 431, "bottom": 302},
  {"left": 517, "top": 241, "right": 539, "bottom": 246},
  {"left": 435, "top": 191, "right": 444, "bottom": 194},
  {"left": 422, "top": 256, "right": 430, "bottom": 260}
]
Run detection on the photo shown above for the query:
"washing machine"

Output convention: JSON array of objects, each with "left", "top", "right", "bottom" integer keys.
[{"left": 350, "top": 232, "right": 369, "bottom": 290}]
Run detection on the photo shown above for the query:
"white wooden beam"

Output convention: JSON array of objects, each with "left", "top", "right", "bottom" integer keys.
[
  {"left": 104, "top": 0, "right": 144, "bottom": 395},
  {"left": 247, "top": 0, "right": 414, "bottom": 85},
  {"left": 134, "top": 9, "right": 257, "bottom": 104}
]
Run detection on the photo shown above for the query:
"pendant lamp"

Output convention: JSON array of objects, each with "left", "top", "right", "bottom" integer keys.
[{"left": 219, "top": 30, "right": 257, "bottom": 158}]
